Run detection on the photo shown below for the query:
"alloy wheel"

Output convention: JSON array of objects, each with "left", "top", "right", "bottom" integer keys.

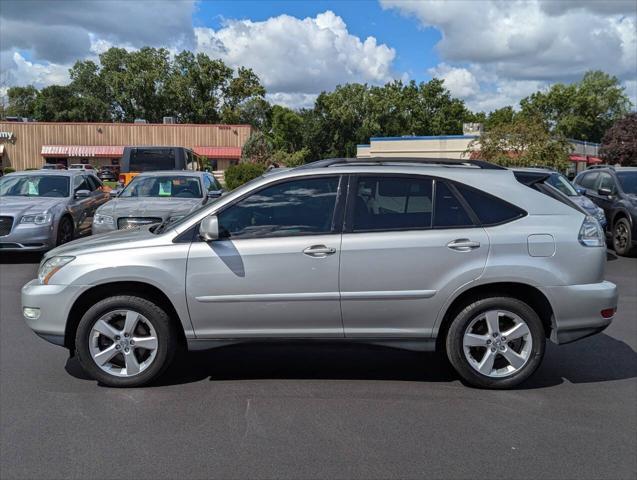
[
  {"left": 88, "top": 310, "right": 158, "bottom": 378},
  {"left": 614, "top": 222, "right": 629, "bottom": 250},
  {"left": 462, "top": 309, "right": 533, "bottom": 378}
]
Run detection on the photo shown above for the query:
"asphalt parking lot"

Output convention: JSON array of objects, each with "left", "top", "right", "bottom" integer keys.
[{"left": 0, "top": 252, "right": 635, "bottom": 480}]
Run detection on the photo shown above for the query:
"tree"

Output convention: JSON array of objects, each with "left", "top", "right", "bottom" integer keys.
[
  {"left": 6, "top": 86, "right": 38, "bottom": 118},
  {"left": 469, "top": 116, "right": 571, "bottom": 170},
  {"left": 270, "top": 105, "right": 304, "bottom": 152},
  {"left": 241, "top": 131, "right": 273, "bottom": 164},
  {"left": 600, "top": 113, "right": 637, "bottom": 166},
  {"left": 519, "top": 70, "right": 631, "bottom": 143}
]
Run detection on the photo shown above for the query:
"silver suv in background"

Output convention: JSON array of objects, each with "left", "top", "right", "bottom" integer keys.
[
  {"left": 21, "top": 158, "right": 617, "bottom": 389},
  {"left": 0, "top": 170, "right": 109, "bottom": 251}
]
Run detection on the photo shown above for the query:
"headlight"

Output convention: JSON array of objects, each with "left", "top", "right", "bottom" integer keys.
[
  {"left": 38, "top": 256, "right": 75, "bottom": 284},
  {"left": 595, "top": 209, "right": 606, "bottom": 223},
  {"left": 93, "top": 213, "right": 114, "bottom": 225},
  {"left": 578, "top": 215, "right": 605, "bottom": 247},
  {"left": 21, "top": 213, "right": 52, "bottom": 225}
]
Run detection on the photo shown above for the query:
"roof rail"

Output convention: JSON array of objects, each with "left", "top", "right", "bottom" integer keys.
[
  {"left": 586, "top": 164, "right": 614, "bottom": 170},
  {"left": 296, "top": 157, "right": 507, "bottom": 170}
]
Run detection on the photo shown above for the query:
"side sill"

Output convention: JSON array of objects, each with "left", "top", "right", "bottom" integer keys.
[{"left": 187, "top": 338, "right": 437, "bottom": 352}]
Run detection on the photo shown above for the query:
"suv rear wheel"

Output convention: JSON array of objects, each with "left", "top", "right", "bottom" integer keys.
[
  {"left": 75, "top": 295, "right": 177, "bottom": 387},
  {"left": 612, "top": 218, "right": 636, "bottom": 257},
  {"left": 445, "top": 296, "right": 545, "bottom": 389}
]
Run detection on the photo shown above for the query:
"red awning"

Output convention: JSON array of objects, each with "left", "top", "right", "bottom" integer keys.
[
  {"left": 42, "top": 145, "right": 125, "bottom": 158},
  {"left": 193, "top": 146, "right": 241, "bottom": 159},
  {"left": 569, "top": 154, "right": 588, "bottom": 162},
  {"left": 587, "top": 156, "right": 603, "bottom": 164}
]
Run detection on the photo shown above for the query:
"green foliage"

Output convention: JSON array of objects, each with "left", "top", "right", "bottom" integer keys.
[
  {"left": 270, "top": 105, "right": 304, "bottom": 152},
  {"left": 224, "top": 162, "right": 267, "bottom": 190},
  {"left": 270, "top": 148, "right": 311, "bottom": 167},
  {"left": 6, "top": 86, "right": 38, "bottom": 118},
  {"left": 469, "top": 116, "right": 570, "bottom": 170},
  {"left": 2, "top": 167, "right": 16, "bottom": 174},
  {"left": 519, "top": 70, "right": 631, "bottom": 143},
  {"left": 241, "top": 131, "right": 273, "bottom": 165},
  {"left": 600, "top": 113, "right": 637, "bottom": 166}
]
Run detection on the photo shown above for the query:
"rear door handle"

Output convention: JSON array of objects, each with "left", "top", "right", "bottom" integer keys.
[
  {"left": 447, "top": 239, "right": 481, "bottom": 251},
  {"left": 303, "top": 245, "right": 336, "bottom": 257}
]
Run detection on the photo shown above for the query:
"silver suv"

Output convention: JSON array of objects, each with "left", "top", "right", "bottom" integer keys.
[{"left": 21, "top": 159, "right": 618, "bottom": 389}]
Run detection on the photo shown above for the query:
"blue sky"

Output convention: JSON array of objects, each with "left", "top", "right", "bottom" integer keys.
[
  {"left": 195, "top": 0, "right": 443, "bottom": 83},
  {"left": 1, "top": 0, "right": 635, "bottom": 111}
]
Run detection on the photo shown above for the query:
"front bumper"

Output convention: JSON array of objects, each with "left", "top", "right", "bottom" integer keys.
[
  {"left": 21, "top": 279, "right": 87, "bottom": 347},
  {"left": 0, "top": 222, "right": 56, "bottom": 251},
  {"left": 544, "top": 281, "right": 618, "bottom": 344}
]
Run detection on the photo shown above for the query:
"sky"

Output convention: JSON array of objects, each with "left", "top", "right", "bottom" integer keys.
[{"left": 1, "top": 0, "right": 636, "bottom": 112}]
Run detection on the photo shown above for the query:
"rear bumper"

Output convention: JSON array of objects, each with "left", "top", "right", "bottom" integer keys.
[{"left": 544, "top": 281, "right": 618, "bottom": 344}]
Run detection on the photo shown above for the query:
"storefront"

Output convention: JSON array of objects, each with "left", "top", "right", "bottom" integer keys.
[{"left": 0, "top": 121, "right": 252, "bottom": 171}]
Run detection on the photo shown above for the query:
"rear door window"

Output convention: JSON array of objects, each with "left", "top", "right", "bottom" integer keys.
[
  {"left": 454, "top": 183, "right": 525, "bottom": 226},
  {"left": 351, "top": 176, "right": 433, "bottom": 232},
  {"left": 433, "top": 181, "right": 474, "bottom": 228}
]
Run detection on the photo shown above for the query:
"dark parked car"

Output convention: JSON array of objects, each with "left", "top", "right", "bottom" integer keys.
[
  {"left": 574, "top": 166, "right": 637, "bottom": 256},
  {"left": 97, "top": 167, "right": 119, "bottom": 182}
]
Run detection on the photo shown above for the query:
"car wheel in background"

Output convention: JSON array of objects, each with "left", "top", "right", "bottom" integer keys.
[
  {"left": 56, "top": 216, "right": 74, "bottom": 246},
  {"left": 445, "top": 296, "right": 545, "bottom": 389},
  {"left": 75, "top": 295, "right": 177, "bottom": 387},
  {"left": 612, "top": 218, "right": 636, "bottom": 257}
]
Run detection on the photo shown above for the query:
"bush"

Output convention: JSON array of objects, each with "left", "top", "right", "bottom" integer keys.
[
  {"left": 224, "top": 162, "right": 267, "bottom": 190},
  {"left": 2, "top": 167, "right": 16, "bottom": 174}
]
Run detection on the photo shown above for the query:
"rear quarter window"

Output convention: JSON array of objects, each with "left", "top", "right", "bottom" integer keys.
[{"left": 454, "top": 183, "right": 526, "bottom": 226}]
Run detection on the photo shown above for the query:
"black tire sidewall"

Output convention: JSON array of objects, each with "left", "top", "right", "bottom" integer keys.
[
  {"left": 75, "top": 296, "right": 176, "bottom": 387},
  {"left": 613, "top": 218, "right": 634, "bottom": 257},
  {"left": 445, "top": 296, "right": 545, "bottom": 389},
  {"left": 56, "top": 216, "right": 73, "bottom": 246}
]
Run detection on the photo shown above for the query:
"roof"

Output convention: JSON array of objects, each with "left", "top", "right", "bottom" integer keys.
[
  {"left": 370, "top": 134, "right": 479, "bottom": 141},
  {"left": 134, "top": 170, "right": 207, "bottom": 178},
  {"left": 7, "top": 169, "right": 86, "bottom": 177}
]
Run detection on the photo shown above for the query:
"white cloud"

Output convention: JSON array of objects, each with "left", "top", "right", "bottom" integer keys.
[
  {"left": 1, "top": 52, "right": 71, "bottom": 90},
  {"left": 382, "top": 0, "right": 637, "bottom": 111},
  {"left": 195, "top": 11, "right": 396, "bottom": 107},
  {"left": 427, "top": 64, "right": 479, "bottom": 98},
  {"left": 266, "top": 92, "right": 318, "bottom": 110}
]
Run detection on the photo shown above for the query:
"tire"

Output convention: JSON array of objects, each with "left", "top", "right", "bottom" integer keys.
[
  {"left": 612, "top": 218, "right": 636, "bottom": 257},
  {"left": 445, "top": 296, "right": 545, "bottom": 389},
  {"left": 75, "top": 296, "right": 177, "bottom": 387},
  {"left": 56, "top": 216, "right": 74, "bottom": 246}
]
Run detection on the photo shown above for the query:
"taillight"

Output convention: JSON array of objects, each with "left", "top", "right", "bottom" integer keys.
[
  {"left": 118, "top": 174, "right": 126, "bottom": 183},
  {"left": 600, "top": 308, "right": 615, "bottom": 319},
  {"left": 578, "top": 215, "right": 605, "bottom": 247}
]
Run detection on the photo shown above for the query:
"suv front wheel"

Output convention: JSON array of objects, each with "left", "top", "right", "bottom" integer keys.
[
  {"left": 75, "top": 295, "right": 177, "bottom": 387},
  {"left": 445, "top": 296, "right": 545, "bottom": 389}
]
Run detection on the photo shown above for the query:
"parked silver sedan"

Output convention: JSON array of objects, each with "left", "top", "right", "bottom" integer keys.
[
  {"left": 0, "top": 170, "right": 109, "bottom": 251},
  {"left": 92, "top": 171, "right": 224, "bottom": 233}
]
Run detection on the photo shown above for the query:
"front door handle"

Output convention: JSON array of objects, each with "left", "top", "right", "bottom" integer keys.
[
  {"left": 303, "top": 245, "right": 336, "bottom": 257},
  {"left": 447, "top": 239, "right": 481, "bottom": 251}
]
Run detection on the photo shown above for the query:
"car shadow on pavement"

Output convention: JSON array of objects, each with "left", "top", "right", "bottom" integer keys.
[
  {"left": 65, "top": 333, "right": 637, "bottom": 389},
  {"left": 0, "top": 252, "right": 43, "bottom": 264}
]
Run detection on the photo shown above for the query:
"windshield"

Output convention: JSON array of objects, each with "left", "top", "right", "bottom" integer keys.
[
  {"left": 120, "top": 175, "right": 203, "bottom": 198},
  {"left": 0, "top": 175, "right": 70, "bottom": 197},
  {"left": 545, "top": 173, "right": 578, "bottom": 196},
  {"left": 617, "top": 172, "right": 637, "bottom": 194}
]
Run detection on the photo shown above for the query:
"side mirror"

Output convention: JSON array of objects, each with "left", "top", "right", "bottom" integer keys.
[
  {"left": 75, "top": 189, "right": 90, "bottom": 199},
  {"left": 207, "top": 190, "right": 224, "bottom": 199},
  {"left": 109, "top": 189, "right": 121, "bottom": 198},
  {"left": 598, "top": 187, "right": 613, "bottom": 197},
  {"left": 199, "top": 214, "right": 219, "bottom": 242},
  {"left": 575, "top": 187, "right": 586, "bottom": 195}
]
